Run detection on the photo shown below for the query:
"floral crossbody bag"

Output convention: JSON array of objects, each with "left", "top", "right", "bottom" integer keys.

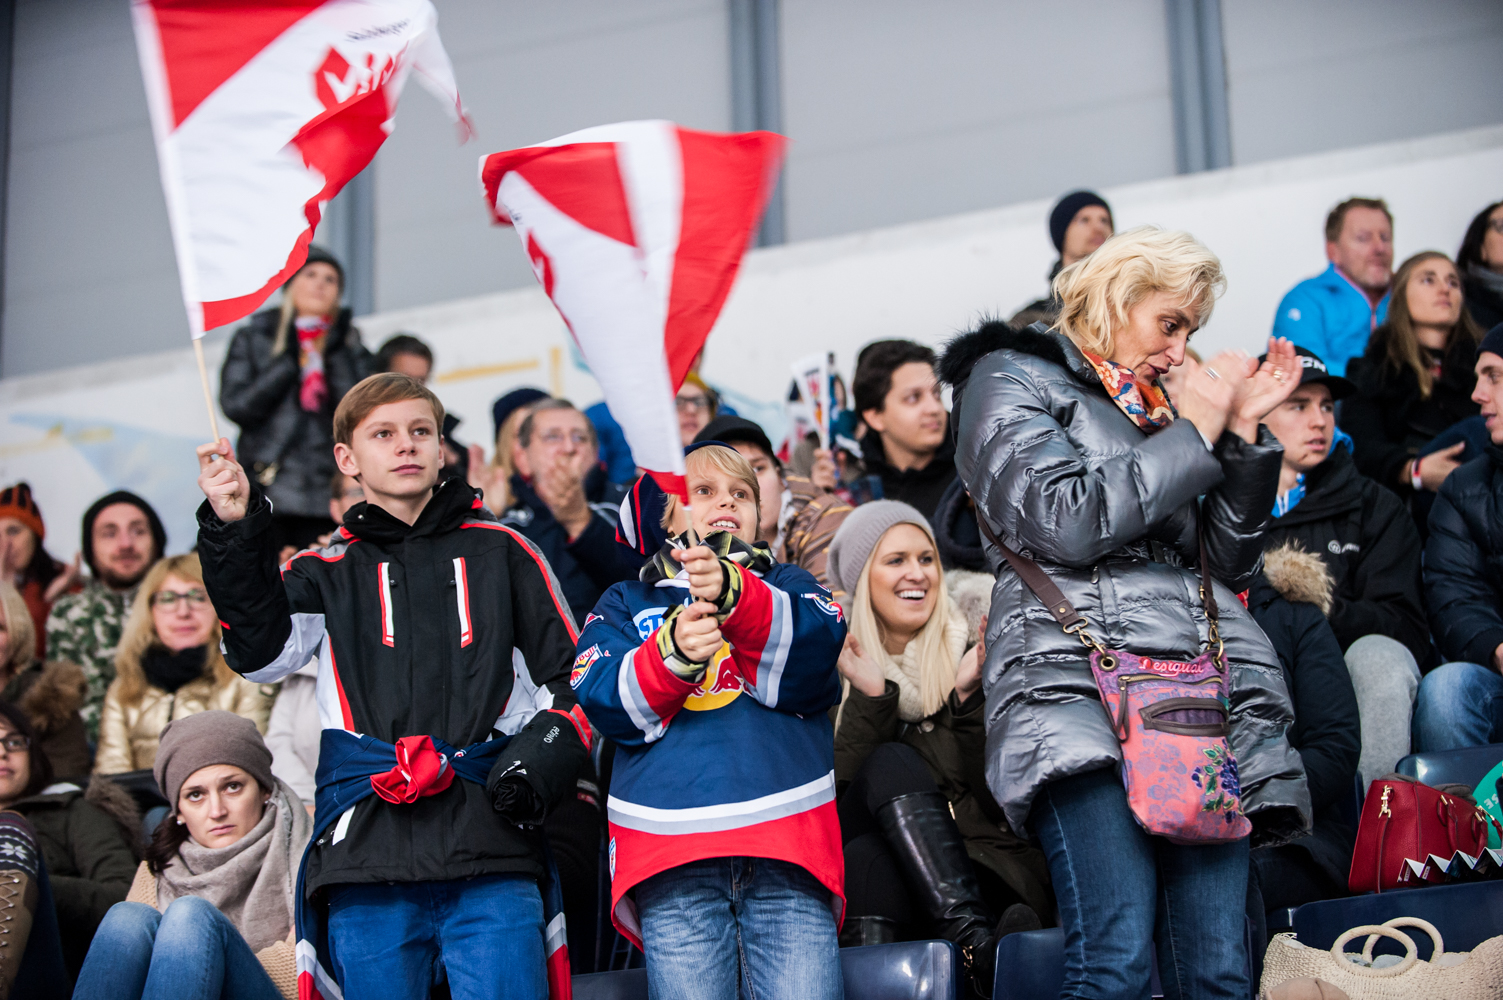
[{"left": 976, "top": 513, "right": 1253, "bottom": 844}]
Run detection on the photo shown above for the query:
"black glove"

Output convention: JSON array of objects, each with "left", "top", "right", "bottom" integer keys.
[{"left": 487, "top": 759, "right": 547, "bottom": 825}]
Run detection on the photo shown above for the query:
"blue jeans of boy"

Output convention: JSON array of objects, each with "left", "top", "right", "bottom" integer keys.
[
  {"left": 635, "top": 856, "right": 842, "bottom": 1000},
  {"left": 1413, "top": 661, "right": 1503, "bottom": 751},
  {"left": 73, "top": 898, "right": 282, "bottom": 1000},
  {"left": 1028, "top": 767, "right": 1250, "bottom": 1000},
  {"left": 326, "top": 873, "right": 546, "bottom": 1000}
]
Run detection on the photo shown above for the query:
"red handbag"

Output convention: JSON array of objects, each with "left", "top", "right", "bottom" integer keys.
[{"left": 1348, "top": 773, "right": 1499, "bottom": 893}]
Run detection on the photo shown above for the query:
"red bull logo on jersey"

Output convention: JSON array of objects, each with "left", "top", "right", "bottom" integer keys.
[
  {"left": 571, "top": 644, "right": 604, "bottom": 688},
  {"left": 682, "top": 643, "right": 742, "bottom": 711}
]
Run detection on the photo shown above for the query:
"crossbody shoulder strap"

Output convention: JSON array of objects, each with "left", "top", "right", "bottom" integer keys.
[{"left": 973, "top": 506, "right": 1219, "bottom": 629}]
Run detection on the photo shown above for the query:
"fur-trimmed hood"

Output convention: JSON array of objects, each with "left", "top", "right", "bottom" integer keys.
[
  {"left": 1259, "top": 542, "right": 1335, "bottom": 615},
  {"left": 14, "top": 660, "right": 87, "bottom": 734},
  {"left": 937, "top": 320, "right": 1098, "bottom": 393}
]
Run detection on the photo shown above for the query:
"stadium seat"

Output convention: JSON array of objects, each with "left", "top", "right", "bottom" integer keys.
[
  {"left": 1290, "top": 880, "right": 1503, "bottom": 961},
  {"left": 1394, "top": 742, "right": 1503, "bottom": 789},
  {"left": 992, "top": 929, "right": 1170, "bottom": 1000},
  {"left": 572, "top": 939, "right": 960, "bottom": 1000}
]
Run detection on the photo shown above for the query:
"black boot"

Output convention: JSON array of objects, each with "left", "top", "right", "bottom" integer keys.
[
  {"left": 839, "top": 915, "right": 900, "bottom": 948},
  {"left": 876, "top": 791, "right": 997, "bottom": 997}
]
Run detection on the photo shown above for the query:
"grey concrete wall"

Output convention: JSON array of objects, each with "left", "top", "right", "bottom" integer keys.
[
  {"left": 373, "top": 0, "right": 732, "bottom": 313},
  {"left": 777, "top": 0, "right": 1179, "bottom": 243},
  {"left": 4, "top": 0, "right": 1502, "bottom": 376},
  {"left": 1222, "top": 0, "right": 1503, "bottom": 167},
  {"left": 3, "top": 0, "right": 187, "bottom": 376}
]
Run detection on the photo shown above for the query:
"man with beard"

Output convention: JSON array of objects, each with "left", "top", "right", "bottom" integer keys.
[{"left": 45, "top": 492, "right": 166, "bottom": 740}]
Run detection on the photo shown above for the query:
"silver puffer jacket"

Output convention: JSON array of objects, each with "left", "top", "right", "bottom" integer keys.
[{"left": 937, "top": 322, "right": 1310, "bottom": 847}]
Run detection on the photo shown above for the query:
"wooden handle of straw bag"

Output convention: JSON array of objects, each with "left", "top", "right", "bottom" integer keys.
[
  {"left": 1361, "top": 918, "right": 1444, "bottom": 965},
  {"left": 1330, "top": 924, "right": 1420, "bottom": 978}
]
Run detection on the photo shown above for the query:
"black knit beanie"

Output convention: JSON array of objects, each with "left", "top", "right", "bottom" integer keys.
[
  {"left": 285, "top": 244, "right": 344, "bottom": 292},
  {"left": 80, "top": 491, "right": 166, "bottom": 579},
  {"left": 1479, "top": 323, "right": 1503, "bottom": 362},
  {"left": 1049, "top": 190, "right": 1112, "bottom": 253}
]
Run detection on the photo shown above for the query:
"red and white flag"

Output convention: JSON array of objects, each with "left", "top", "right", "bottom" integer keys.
[
  {"left": 132, "top": 0, "right": 469, "bottom": 336},
  {"left": 480, "top": 121, "right": 785, "bottom": 498}
]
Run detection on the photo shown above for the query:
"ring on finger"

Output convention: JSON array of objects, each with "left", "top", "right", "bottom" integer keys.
[
  {"left": 1205, "top": 367, "right": 1221, "bottom": 381},
  {"left": 1272, "top": 370, "right": 1286, "bottom": 383}
]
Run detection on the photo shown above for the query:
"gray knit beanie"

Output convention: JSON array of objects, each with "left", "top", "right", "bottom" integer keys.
[
  {"left": 826, "top": 500, "right": 934, "bottom": 598},
  {"left": 154, "top": 710, "right": 276, "bottom": 810}
]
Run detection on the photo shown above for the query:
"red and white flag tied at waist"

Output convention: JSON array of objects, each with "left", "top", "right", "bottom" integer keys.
[
  {"left": 480, "top": 121, "right": 786, "bottom": 499},
  {"left": 132, "top": 0, "right": 468, "bottom": 336}
]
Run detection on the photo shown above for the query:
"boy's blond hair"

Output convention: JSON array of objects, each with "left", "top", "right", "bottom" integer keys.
[
  {"left": 659, "top": 445, "right": 761, "bottom": 531},
  {"left": 333, "top": 373, "right": 446, "bottom": 446}
]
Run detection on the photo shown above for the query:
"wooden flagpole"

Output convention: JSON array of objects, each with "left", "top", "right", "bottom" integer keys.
[{"left": 192, "top": 338, "right": 222, "bottom": 444}]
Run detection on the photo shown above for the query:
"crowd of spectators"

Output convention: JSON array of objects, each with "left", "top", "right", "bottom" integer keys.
[{"left": 0, "top": 188, "right": 1498, "bottom": 997}]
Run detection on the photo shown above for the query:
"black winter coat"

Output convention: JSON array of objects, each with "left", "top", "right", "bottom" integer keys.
[
  {"left": 1342, "top": 330, "right": 1479, "bottom": 499},
  {"left": 835, "top": 682, "right": 1053, "bottom": 919},
  {"left": 500, "top": 469, "right": 642, "bottom": 627},
  {"left": 859, "top": 428, "right": 958, "bottom": 523},
  {"left": 1423, "top": 444, "right": 1503, "bottom": 667},
  {"left": 1247, "top": 557, "right": 1362, "bottom": 891},
  {"left": 1263, "top": 446, "right": 1429, "bottom": 665},
  {"left": 1464, "top": 269, "right": 1503, "bottom": 334},
  {"left": 219, "top": 307, "right": 374, "bottom": 519},
  {"left": 196, "top": 477, "right": 589, "bottom": 896}
]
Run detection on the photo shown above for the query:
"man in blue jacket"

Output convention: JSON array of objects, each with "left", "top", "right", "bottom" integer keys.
[
  {"left": 1272, "top": 197, "right": 1394, "bottom": 376},
  {"left": 1414, "top": 324, "right": 1503, "bottom": 750}
]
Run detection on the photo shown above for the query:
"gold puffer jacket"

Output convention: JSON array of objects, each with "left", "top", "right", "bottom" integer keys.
[{"left": 94, "top": 673, "right": 274, "bottom": 775}]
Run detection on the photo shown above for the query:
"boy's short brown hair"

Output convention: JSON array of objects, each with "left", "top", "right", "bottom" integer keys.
[{"left": 333, "top": 372, "right": 446, "bottom": 446}]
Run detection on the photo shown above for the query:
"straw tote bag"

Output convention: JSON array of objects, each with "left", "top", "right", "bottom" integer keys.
[{"left": 1260, "top": 917, "right": 1503, "bottom": 999}]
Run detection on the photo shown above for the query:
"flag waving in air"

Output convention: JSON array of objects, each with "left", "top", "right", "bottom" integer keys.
[
  {"left": 132, "top": 0, "right": 469, "bottom": 337},
  {"left": 480, "top": 121, "right": 786, "bottom": 499}
]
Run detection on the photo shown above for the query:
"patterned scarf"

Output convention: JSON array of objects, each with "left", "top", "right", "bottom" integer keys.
[
  {"left": 1080, "top": 349, "right": 1177, "bottom": 432},
  {"left": 641, "top": 530, "right": 775, "bottom": 587},
  {"left": 295, "top": 315, "right": 329, "bottom": 413}
]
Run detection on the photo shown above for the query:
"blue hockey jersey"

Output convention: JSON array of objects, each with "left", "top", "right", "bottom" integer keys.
[{"left": 571, "top": 560, "right": 847, "bottom": 945}]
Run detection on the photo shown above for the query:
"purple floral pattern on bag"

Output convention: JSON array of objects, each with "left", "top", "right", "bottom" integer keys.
[{"left": 1089, "top": 648, "right": 1253, "bottom": 845}]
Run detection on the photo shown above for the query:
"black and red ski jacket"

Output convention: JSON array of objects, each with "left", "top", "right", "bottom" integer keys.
[{"left": 196, "top": 476, "right": 590, "bottom": 894}]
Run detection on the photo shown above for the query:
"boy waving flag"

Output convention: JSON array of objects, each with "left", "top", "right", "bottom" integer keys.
[{"left": 195, "top": 373, "right": 587, "bottom": 1000}]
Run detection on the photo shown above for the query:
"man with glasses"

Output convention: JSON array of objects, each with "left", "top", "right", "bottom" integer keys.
[{"left": 501, "top": 399, "right": 644, "bottom": 626}]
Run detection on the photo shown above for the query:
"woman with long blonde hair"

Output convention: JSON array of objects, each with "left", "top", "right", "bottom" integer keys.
[
  {"left": 827, "top": 501, "right": 1052, "bottom": 992},
  {"left": 94, "top": 555, "right": 272, "bottom": 775},
  {"left": 1344, "top": 250, "right": 1485, "bottom": 504}
]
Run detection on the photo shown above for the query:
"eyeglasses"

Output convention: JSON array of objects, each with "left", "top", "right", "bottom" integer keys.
[
  {"left": 676, "top": 395, "right": 710, "bottom": 414},
  {"left": 1488, "top": 218, "right": 1503, "bottom": 236},
  {"left": 0, "top": 735, "right": 30, "bottom": 753},
  {"left": 537, "top": 429, "right": 592, "bottom": 448},
  {"left": 151, "top": 589, "right": 209, "bottom": 609}
]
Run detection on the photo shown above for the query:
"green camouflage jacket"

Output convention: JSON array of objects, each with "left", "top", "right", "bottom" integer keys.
[{"left": 45, "top": 579, "right": 135, "bottom": 741}]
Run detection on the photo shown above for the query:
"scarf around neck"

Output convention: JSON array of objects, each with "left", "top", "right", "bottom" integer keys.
[
  {"left": 155, "top": 779, "right": 313, "bottom": 952},
  {"left": 641, "top": 530, "right": 775, "bottom": 586},
  {"left": 142, "top": 645, "right": 208, "bottom": 694},
  {"left": 1081, "top": 348, "right": 1177, "bottom": 432},
  {"left": 877, "top": 603, "right": 969, "bottom": 723},
  {"left": 1469, "top": 261, "right": 1503, "bottom": 298},
  {"left": 294, "top": 315, "right": 329, "bottom": 413}
]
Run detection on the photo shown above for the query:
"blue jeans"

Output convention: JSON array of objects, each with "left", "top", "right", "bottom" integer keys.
[
  {"left": 635, "top": 856, "right": 842, "bottom": 1000},
  {"left": 326, "top": 872, "right": 546, "bottom": 1000},
  {"left": 1028, "top": 767, "right": 1250, "bottom": 1000},
  {"left": 1413, "top": 661, "right": 1503, "bottom": 751},
  {"left": 73, "top": 898, "right": 281, "bottom": 1000}
]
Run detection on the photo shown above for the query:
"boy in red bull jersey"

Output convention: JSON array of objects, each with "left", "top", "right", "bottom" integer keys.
[{"left": 571, "top": 442, "right": 846, "bottom": 1000}]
